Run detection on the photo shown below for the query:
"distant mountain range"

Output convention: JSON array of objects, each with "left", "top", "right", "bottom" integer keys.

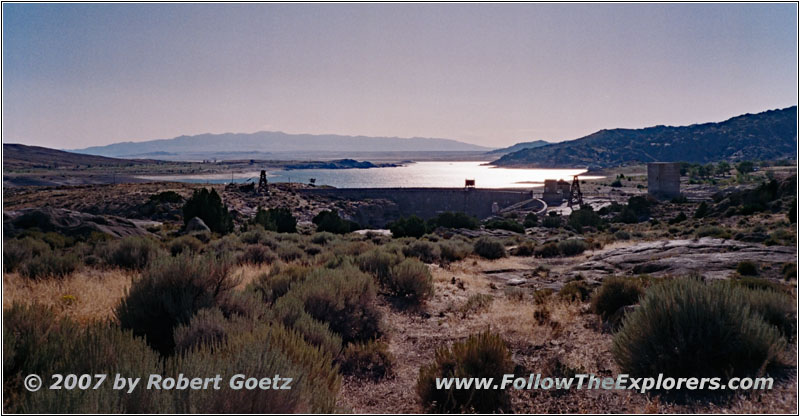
[
  {"left": 492, "top": 106, "right": 798, "bottom": 168},
  {"left": 70, "top": 131, "right": 490, "bottom": 159},
  {"left": 485, "top": 140, "right": 550, "bottom": 155}
]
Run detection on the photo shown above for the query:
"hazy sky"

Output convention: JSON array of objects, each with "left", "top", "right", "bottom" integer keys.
[{"left": 3, "top": 3, "right": 797, "bottom": 149}]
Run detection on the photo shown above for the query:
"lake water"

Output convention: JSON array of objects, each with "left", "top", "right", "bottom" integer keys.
[{"left": 138, "top": 161, "right": 599, "bottom": 189}]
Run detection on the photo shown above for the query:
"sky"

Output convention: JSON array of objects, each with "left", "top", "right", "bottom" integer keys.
[{"left": 2, "top": 3, "right": 797, "bottom": 149}]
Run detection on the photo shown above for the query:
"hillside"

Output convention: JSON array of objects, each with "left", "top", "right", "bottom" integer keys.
[
  {"left": 3, "top": 143, "right": 157, "bottom": 171},
  {"left": 492, "top": 107, "right": 797, "bottom": 168},
  {"left": 485, "top": 140, "right": 550, "bottom": 155},
  {"left": 71, "top": 131, "right": 491, "bottom": 159}
]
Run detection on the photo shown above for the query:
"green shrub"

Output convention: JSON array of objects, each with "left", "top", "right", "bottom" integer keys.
[
  {"left": 388, "top": 215, "right": 427, "bottom": 238},
  {"left": 102, "top": 236, "right": 163, "bottom": 270},
  {"left": 438, "top": 240, "right": 472, "bottom": 262},
  {"left": 253, "top": 206, "right": 297, "bottom": 233},
  {"left": 21, "top": 251, "right": 80, "bottom": 279},
  {"left": 341, "top": 340, "right": 394, "bottom": 381},
  {"left": 736, "top": 260, "right": 759, "bottom": 276},
  {"left": 386, "top": 259, "right": 434, "bottom": 303},
  {"left": 285, "top": 265, "right": 382, "bottom": 344},
  {"left": 568, "top": 207, "right": 603, "bottom": 232},
  {"left": 590, "top": 277, "right": 644, "bottom": 320},
  {"left": 402, "top": 240, "right": 441, "bottom": 263},
  {"left": 523, "top": 212, "right": 539, "bottom": 228},
  {"left": 557, "top": 239, "right": 588, "bottom": 256},
  {"left": 473, "top": 237, "right": 506, "bottom": 260},
  {"left": 781, "top": 263, "right": 796, "bottom": 281},
  {"left": 4, "top": 303, "right": 165, "bottom": 413},
  {"left": 3, "top": 237, "right": 50, "bottom": 272},
  {"left": 149, "top": 190, "right": 183, "bottom": 204},
  {"left": 541, "top": 215, "right": 562, "bottom": 228},
  {"left": 613, "top": 230, "right": 631, "bottom": 240},
  {"left": 182, "top": 188, "right": 233, "bottom": 234},
  {"left": 312, "top": 210, "right": 358, "bottom": 234},
  {"left": 610, "top": 179, "right": 623, "bottom": 187},
  {"left": 484, "top": 218, "right": 524, "bottom": 234},
  {"left": 534, "top": 242, "right": 560, "bottom": 258},
  {"left": 694, "top": 201, "right": 709, "bottom": 218},
  {"left": 668, "top": 212, "right": 687, "bottom": 225},
  {"left": 169, "top": 235, "right": 203, "bottom": 256},
  {"left": 428, "top": 211, "right": 480, "bottom": 230},
  {"left": 695, "top": 225, "right": 732, "bottom": 239},
  {"left": 417, "top": 331, "right": 514, "bottom": 413},
  {"left": 115, "top": 253, "right": 239, "bottom": 355},
  {"left": 613, "top": 278, "right": 787, "bottom": 382},
  {"left": 238, "top": 244, "right": 277, "bottom": 265}
]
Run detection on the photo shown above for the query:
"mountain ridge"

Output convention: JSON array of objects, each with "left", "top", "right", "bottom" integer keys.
[{"left": 491, "top": 106, "right": 797, "bottom": 168}]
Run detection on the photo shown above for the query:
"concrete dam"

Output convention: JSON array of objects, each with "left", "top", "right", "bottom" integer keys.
[{"left": 299, "top": 188, "right": 540, "bottom": 228}]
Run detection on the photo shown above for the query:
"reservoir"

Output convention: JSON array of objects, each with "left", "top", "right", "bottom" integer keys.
[{"left": 138, "top": 161, "right": 599, "bottom": 189}]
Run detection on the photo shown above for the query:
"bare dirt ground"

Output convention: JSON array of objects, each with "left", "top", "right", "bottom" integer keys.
[{"left": 336, "top": 250, "right": 797, "bottom": 413}]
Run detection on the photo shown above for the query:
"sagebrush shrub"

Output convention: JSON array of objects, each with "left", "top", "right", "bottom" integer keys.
[
  {"left": 558, "top": 239, "right": 588, "bottom": 256},
  {"left": 286, "top": 265, "right": 382, "bottom": 344},
  {"left": 249, "top": 264, "right": 310, "bottom": 305},
  {"left": 613, "top": 278, "right": 787, "bottom": 382},
  {"left": 558, "top": 280, "right": 592, "bottom": 302},
  {"left": 167, "top": 322, "right": 339, "bottom": 413},
  {"left": 590, "top": 277, "right": 643, "bottom": 320},
  {"left": 438, "top": 240, "right": 472, "bottom": 262},
  {"left": 510, "top": 241, "right": 536, "bottom": 257},
  {"left": 240, "top": 226, "right": 277, "bottom": 247},
  {"left": 102, "top": 236, "right": 163, "bottom": 270},
  {"left": 534, "top": 242, "right": 560, "bottom": 258},
  {"left": 238, "top": 244, "right": 277, "bottom": 265},
  {"left": 270, "top": 296, "right": 343, "bottom": 358},
  {"left": 115, "top": 253, "right": 239, "bottom": 355},
  {"left": 21, "top": 251, "right": 79, "bottom": 279},
  {"left": 173, "top": 308, "right": 232, "bottom": 352},
  {"left": 473, "top": 237, "right": 506, "bottom": 260},
  {"left": 402, "top": 240, "right": 440, "bottom": 263},
  {"left": 4, "top": 303, "right": 165, "bottom": 413},
  {"left": 386, "top": 259, "right": 434, "bottom": 303},
  {"left": 357, "top": 249, "right": 403, "bottom": 285},
  {"left": 276, "top": 243, "right": 306, "bottom": 262},
  {"left": 3, "top": 237, "right": 50, "bottom": 272},
  {"left": 417, "top": 331, "right": 514, "bottom": 413},
  {"left": 341, "top": 340, "right": 394, "bottom": 381},
  {"left": 310, "top": 232, "right": 337, "bottom": 245},
  {"left": 169, "top": 235, "right": 204, "bottom": 256}
]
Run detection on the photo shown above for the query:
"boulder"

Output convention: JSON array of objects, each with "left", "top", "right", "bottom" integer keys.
[{"left": 185, "top": 217, "right": 211, "bottom": 234}]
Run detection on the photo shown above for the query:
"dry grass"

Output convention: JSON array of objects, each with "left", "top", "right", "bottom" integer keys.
[{"left": 3, "top": 268, "right": 135, "bottom": 324}]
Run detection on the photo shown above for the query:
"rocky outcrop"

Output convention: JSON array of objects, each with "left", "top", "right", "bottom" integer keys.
[
  {"left": 3, "top": 207, "right": 154, "bottom": 238},
  {"left": 574, "top": 237, "right": 795, "bottom": 281}
]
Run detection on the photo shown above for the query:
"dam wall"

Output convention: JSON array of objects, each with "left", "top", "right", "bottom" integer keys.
[{"left": 299, "top": 188, "right": 533, "bottom": 227}]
